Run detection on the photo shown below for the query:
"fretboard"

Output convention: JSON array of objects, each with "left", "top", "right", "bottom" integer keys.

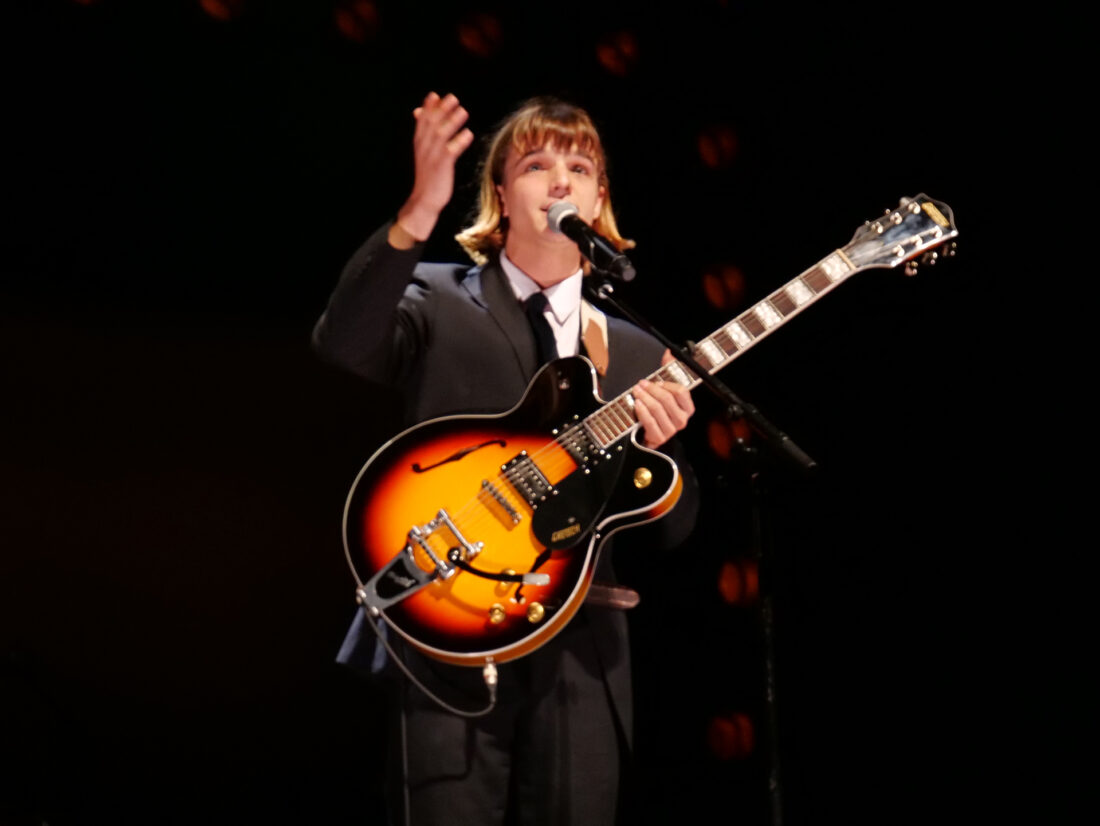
[{"left": 581, "top": 248, "right": 860, "bottom": 449}]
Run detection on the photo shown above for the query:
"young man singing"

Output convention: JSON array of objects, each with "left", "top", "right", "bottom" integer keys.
[{"left": 313, "top": 92, "right": 698, "bottom": 825}]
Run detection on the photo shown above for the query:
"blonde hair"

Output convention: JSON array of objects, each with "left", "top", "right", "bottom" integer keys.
[{"left": 455, "top": 97, "right": 634, "bottom": 265}]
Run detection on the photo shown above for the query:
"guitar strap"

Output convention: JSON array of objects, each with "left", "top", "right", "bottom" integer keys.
[{"left": 579, "top": 299, "right": 609, "bottom": 378}]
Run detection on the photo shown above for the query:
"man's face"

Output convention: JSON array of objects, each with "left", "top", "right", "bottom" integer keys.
[{"left": 497, "top": 143, "right": 605, "bottom": 259}]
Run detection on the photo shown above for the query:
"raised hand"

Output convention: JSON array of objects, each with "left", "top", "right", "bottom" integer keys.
[{"left": 392, "top": 92, "right": 475, "bottom": 246}]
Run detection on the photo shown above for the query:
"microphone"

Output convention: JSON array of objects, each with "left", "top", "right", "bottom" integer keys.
[{"left": 547, "top": 201, "right": 636, "bottom": 281}]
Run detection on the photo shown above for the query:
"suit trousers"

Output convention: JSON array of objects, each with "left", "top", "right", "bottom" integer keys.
[{"left": 386, "top": 610, "right": 628, "bottom": 826}]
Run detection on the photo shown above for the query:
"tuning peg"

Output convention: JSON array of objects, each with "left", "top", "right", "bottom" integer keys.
[
  {"left": 920, "top": 251, "right": 939, "bottom": 266},
  {"left": 904, "top": 261, "right": 919, "bottom": 277},
  {"left": 942, "top": 241, "right": 958, "bottom": 258}
]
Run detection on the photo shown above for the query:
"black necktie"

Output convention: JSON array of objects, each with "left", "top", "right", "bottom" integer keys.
[{"left": 523, "top": 292, "right": 559, "bottom": 364}]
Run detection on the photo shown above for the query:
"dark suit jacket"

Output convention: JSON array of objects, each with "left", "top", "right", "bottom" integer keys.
[{"left": 313, "top": 221, "right": 698, "bottom": 742}]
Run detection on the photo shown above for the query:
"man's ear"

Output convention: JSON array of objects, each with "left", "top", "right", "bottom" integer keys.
[{"left": 496, "top": 184, "right": 508, "bottom": 217}]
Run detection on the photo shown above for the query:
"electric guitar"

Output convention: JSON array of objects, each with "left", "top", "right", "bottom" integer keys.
[{"left": 342, "top": 194, "right": 958, "bottom": 667}]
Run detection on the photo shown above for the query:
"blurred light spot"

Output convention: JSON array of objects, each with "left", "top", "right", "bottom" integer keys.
[
  {"left": 199, "top": 0, "right": 247, "bottom": 21},
  {"left": 458, "top": 12, "right": 503, "bottom": 58},
  {"left": 701, "top": 264, "right": 745, "bottom": 311},
  {"left": 334, "top": 0, "right": 380, "bottom": 43},
  {"left": 706, "top": 415, "right": 753, "bottom": 461},
  {"left": 708, "top": 712, "right": 755, "bottom": 760},
  {"left": 707, "top": 417, "right": 733, "bottom": 460},
  {"left": 717, "top": 558, "right": 759, "bottom": 605},
  {"left": 698, "top": 124, "right": 738, "bottom": 169},
  {"left": 595, "top": 31, "right": 639, "bottom": 77}
]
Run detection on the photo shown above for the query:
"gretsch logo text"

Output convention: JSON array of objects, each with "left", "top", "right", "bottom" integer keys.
[{"left": 551, "top": 524, "right": 582, "bottom": 542}]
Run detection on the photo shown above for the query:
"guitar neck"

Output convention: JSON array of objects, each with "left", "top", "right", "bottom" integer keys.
[
  {"left": 581, "top": 248, "right": 862, "bottom": 448},
  {"left": 579, "top": 193, "right": 958, "bottom": 450}
]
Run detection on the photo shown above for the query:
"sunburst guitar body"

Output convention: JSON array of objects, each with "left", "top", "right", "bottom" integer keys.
[{"left": 344, "top": 356, "right": 681, "bottom": 667}]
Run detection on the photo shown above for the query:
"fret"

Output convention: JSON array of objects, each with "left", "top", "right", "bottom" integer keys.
[
  {"left": 581, "top": 420, "right": 602, "bottom": 449},
  {"left": 770, "top": 289, "right": 797, "bottom": 317},
  {"left": 607, "top": 402, "right": 632, "bottom": 431},
  {"left": 599, "top": 413, "right": 619, "bottom": 441},
  {"left": 713, "top": 329, "right": 739, "bottom": 356},
  {"left": 590, "top": 416, "right": 613, "bottom": 445},
  {"left": 740, "top": 312, "right": 766, "bottom": 338},
  {"left": 688, "top": 347, "right": 713, "bottom": 372},
  {"left": 803, "top": 267, "right": 831, "bottom": 293},
  {"left": 617, "top": 398, "right": 637, "bottom": 425}
]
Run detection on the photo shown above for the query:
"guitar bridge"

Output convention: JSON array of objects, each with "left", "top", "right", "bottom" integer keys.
[{"left": 405, "top": 509, "right": 484, "bottom": 579}]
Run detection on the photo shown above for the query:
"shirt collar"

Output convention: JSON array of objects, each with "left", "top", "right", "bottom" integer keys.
[{"left": 499, "top": 251, "right": 583, "bottom": 326}]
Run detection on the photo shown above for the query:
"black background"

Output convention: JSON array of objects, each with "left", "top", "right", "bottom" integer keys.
[{"left": 2, "top": 2, "right": 1043, "bottom": 824}]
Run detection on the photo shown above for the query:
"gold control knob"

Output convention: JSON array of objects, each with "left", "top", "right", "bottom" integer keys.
[
  {"left": 633, "top": 467, "right": 652, "bottom": 489},
  {"left": 488, "top": 603, "right": 506, "bottom": 625},
  {"left": 526, "top": 602, "right": 545, "bottom": 623}
]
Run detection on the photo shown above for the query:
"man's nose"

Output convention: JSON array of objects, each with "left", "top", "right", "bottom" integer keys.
[{"left": 549, "top": 161, "right": 571, "bottom": 194}]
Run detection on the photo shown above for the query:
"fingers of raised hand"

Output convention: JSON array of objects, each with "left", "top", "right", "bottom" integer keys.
[{"left": 413, "top": 93, "right": 471, "bottom": 156}]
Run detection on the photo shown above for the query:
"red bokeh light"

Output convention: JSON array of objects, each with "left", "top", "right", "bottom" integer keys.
[
  {"left": 199, "top": 0, "right": 247, "bottom": 22},
  {"left": 596, "top": 31, "right": 639, "bottom": 77},
  {"left": 457, "top": 12, "right": 503, "bottom": 58},
  {"left": 697, "top": 124, "right": 738, "bottom": 169},
  {"left": 701, "top": 264, "right": 746, "bottom": 311},
  {"left": 334, "top": 0, "right": 380, "bottom": 43},
  {"left": 717, "top": 558, "right": 759, "bottom": 605},
  {"left": 708, "top": 711, "right": 755, "bottom": 760}
]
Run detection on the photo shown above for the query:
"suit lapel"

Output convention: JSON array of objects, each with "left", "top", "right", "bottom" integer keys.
[{"left": 462, "top": 258, "right": 539, "bottom": 378}]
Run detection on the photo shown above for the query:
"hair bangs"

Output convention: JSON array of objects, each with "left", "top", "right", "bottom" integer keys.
[{"left": 506, "top": 113, "right": 604, "bottom": 174}]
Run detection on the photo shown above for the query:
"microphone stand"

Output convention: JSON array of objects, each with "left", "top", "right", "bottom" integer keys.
[
  {"left": 582, "top": 268, "right": 811, "bottom": 826},
  {"left": 581, "top": 273, "right": 816, "bottom": 475}
]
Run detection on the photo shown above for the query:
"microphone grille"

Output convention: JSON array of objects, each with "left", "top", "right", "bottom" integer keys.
[{"left": 547, "top": 201, "right": 579, "bottom": 233}]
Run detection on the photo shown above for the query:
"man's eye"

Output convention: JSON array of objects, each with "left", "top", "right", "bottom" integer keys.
[
  {"left": 572, "top": 165, "right": 591, "bottom": 174},
  {"left": 526, "top": 162, "right": 544, "bottom": 172}
]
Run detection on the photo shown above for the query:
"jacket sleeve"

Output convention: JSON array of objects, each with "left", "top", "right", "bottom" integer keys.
[{"left": 310, "top": 221, "right": 431, "bottom": 385}]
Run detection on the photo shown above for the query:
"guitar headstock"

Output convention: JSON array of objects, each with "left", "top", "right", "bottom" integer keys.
[{"left": 843, "top": 194, "right": 959, "bottom": 273}]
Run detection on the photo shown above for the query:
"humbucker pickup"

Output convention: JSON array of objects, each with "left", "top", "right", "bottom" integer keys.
[{"left": 501, "top": 451, "right": 553, "bottom": 507}]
